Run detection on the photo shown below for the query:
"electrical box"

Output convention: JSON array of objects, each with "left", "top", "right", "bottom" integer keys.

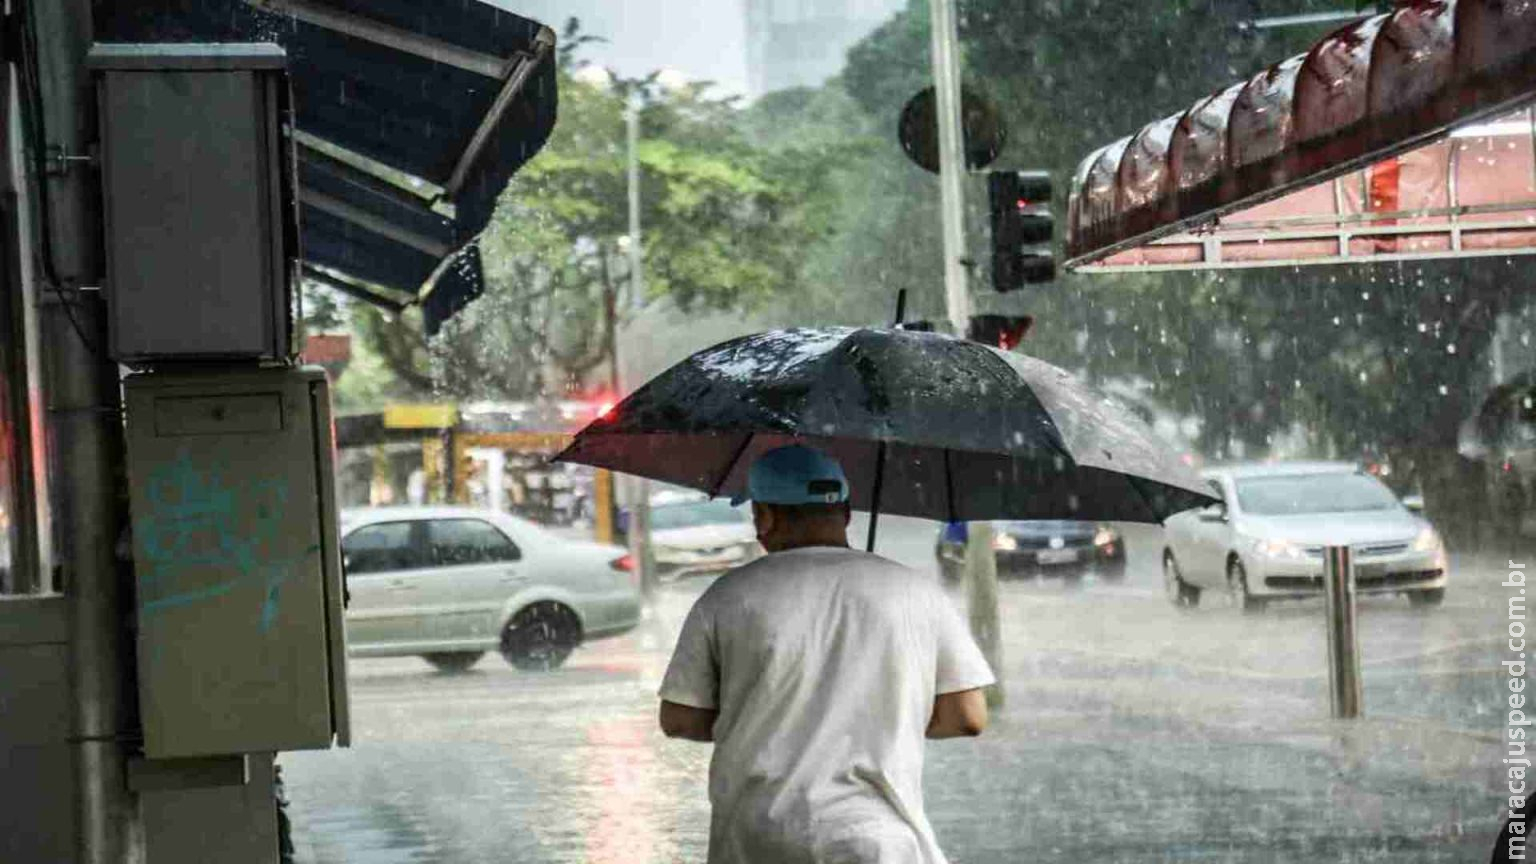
[
  {"left": 89, "top": 43, "right": 296, "bottom": 364},
  {"left": 124, "top": 366, "right": 348, "bottom": 758}
]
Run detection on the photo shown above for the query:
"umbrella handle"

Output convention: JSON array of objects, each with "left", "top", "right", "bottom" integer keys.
[{"left": 866, "top": 440, "right": 886, "bottom": 552}]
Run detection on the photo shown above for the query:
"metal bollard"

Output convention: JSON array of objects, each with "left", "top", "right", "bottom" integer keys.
[{"left": 1323, "top": 545, "right": 1363, "bottom": 718}]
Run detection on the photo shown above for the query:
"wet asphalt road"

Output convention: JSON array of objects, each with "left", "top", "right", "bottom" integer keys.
[{"left": 284, "top": 518, "right": 1515, "bottom": 863}]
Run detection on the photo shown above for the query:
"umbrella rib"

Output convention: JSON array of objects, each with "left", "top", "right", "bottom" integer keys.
[
  {"left": 709, "top": 432, "right": 756, "bottom": 499},
  {"left": 1124, "top": 475, "right": 1162, "bottom": 524},
  {"left": 943, "top": 448, "right": 957, "bottom": 524}
]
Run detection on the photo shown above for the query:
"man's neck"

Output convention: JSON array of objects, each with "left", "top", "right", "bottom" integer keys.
[{"left": 774, "top": 536, "right": 850, "bottom": 552}]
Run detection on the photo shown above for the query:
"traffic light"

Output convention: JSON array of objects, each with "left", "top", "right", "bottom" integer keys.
[
  {"left": 967, "top": 314, "right": 1035, "bottom": 351},
  {"left": 988, "top": 170, "right": 1055, "bottom": 291}
]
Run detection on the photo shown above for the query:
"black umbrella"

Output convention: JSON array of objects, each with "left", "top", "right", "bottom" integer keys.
[{"left": 555, "top": 326, "right": 1215, "bottom": 550}]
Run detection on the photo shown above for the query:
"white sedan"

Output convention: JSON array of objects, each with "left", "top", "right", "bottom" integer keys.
[
  {"left": 649, "top": 496, "right": 762, "bottom": 581},
  {"left": 1162, "top": 462, "right": 1448, "bottom": 611},
  {"left": 339, "top": 506, "right": 642, "bottom": 672}
]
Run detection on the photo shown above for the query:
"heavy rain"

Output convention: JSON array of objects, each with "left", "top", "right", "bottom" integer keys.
[{"left": 2, "top": 1, "right": 1533, "bottom": 863}]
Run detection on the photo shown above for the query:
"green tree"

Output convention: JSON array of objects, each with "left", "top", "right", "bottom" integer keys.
[{"left": 431, "top": 48, "right": 840, "bottom": 398}]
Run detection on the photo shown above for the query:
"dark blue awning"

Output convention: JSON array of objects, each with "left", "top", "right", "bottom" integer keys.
[{"left": 96, "top": 0, "right": 557, "bottom": 333}]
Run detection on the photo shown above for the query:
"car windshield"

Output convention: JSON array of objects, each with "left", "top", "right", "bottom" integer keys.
[
  {"left": 650, "top": 500, "right": 749, "bottom": 531},
  {"left": 1235, "top": 473, "right": 1403, "bottom": 516}
]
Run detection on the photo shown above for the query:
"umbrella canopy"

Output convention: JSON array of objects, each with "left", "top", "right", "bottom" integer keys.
[{"left": 556, "top": 328, "right": 1215, "bottom": 524}]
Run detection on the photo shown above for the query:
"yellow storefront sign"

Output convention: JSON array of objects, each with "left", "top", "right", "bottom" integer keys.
[{"left": 383, "top": 403, "right": 459, "bottom": 430}]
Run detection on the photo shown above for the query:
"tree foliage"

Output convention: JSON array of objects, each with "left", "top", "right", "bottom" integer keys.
[{"left": 404, "top": 39, "right": 841, "bottom": 399}]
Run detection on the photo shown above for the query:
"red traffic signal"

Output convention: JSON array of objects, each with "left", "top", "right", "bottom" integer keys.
[
  {"left": 988, "top": 170, "right": 1056, "bottom": 292},
  {"left": 967, "top": 314, "right": 1035, "bottom": 351}
]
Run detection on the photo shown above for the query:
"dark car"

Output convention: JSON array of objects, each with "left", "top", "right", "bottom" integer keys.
[{"left": 936, "top": 520, "right": 1126, "bottom": 584}]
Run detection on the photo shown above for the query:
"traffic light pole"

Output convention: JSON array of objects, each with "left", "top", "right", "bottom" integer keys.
[
  {"left": 929, "top": 0, "right": 971, "bottom": 336},
  {"left": 929, "top": 0, "right": 1003, "bottom": 707}
]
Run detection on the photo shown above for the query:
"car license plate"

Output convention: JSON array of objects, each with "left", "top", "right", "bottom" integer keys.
[{"left": 1037, "top": 548, "right": 1078, "bottom": 565}]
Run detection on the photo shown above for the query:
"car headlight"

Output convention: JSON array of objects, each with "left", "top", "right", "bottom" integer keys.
[
  {"left": 1093, "top": 526, "right": 1118, "bottom": 547},
  {"left": 992, "top": 533, "right": 1018, "bottom": 552},
  {"left": 1251, "top": 537, "right": 1311, "bottom": 560},
  {"left": 1411, "top": 527, "right": 1444, "bottom": 553}
]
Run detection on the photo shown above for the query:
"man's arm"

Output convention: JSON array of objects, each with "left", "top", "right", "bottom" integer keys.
[
  {"left": 659, "top": 700, "right": 719, "bottom": 742},
  {"left": 926, "top": 687, "right": 988, "bottom": 739}
]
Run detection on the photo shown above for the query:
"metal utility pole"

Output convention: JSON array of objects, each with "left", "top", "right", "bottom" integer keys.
[
  {"left": 929, "top": 0, "right": 1002, "bottom": 706},
  {"left": 930, "top": 0, "right": 971, "bottom": 336},
  {"left": 32, "top": 0, "right": 144, "bottom": 858},
  {"left": 624, "top": 94, "right": 655, "bottom": 599}
]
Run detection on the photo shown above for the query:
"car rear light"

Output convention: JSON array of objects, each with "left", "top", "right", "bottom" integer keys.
[{"left": 611, "top": 554, "right": 635, "bottom": 572}]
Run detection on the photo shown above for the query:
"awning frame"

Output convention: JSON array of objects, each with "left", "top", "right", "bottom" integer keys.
[
  {"left": 303, "top": 264, "right": 410, "bottom": 314},
  {"left": 234, "top": 0, "right": 555, "bottom": 325},
  {"left": 1066, "top": 0, "right": 1536, "bottom": 272},
  {"left": 249, "top": 0, "right": 521, "bottom": 78}
]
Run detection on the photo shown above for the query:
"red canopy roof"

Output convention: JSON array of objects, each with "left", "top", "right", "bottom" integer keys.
[{"left": 1066, "top": 0, "right": 1536, "bottom": 271}]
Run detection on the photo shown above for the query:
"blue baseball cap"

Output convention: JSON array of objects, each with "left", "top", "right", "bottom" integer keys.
[{"left": 731, "top": 445, "right": 850, "bottom": 506}]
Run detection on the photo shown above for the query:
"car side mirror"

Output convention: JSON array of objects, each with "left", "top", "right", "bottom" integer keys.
[
  {"left": 1198, "top": 505, "right": 1227, "bottom": 523},
  {"left": 1402, "top": 494, "right": 1425, "bottom": 514}
]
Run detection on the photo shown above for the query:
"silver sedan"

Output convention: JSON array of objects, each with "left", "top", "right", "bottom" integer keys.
[
  {"left": 339, "top": 506, "right": 642, "bottom": 672},
  {"left": 1162, "top": 462, "right": 1448, "bottom": 611}
]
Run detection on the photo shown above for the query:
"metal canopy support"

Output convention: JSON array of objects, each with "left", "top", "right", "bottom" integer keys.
[
  {"left": 302, "top": 264, "right": 409, "bottom": 314},
  {"left": 443, "top": 29, "right": 554, "bottom": 198},
  {"left": 296, "top": 140, "right": 439, "bottom": 214},
  {"left": 1239, "top": 10, "right": 1371, "bottom": 31},
  {"left": 246, "top": 0, "right": 514, "bottom": 78},
  {"left": 299, "top": 189, "right": 451, "bottom": 258}
]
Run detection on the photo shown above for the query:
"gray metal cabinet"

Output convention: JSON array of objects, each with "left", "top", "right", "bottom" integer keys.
[{"left": 125, "top": 366, "right": 348, "bottom": 758}]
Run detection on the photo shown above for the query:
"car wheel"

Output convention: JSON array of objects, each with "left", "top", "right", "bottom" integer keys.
[
  {"left": 1410, "top": 587, "right": 1446, "bottom": 608},
  {"left": 422, "top": 652, "right": 484, "bottom": 674},
  {"left": 500, "top": 601, "right": 582, "bottom": 671},
  {"left": 1163, "top": 552, "right": 1200, "bottom": 608},
  {"left": 1227, "top": 558, "right": 1266, "bottom": 614}
]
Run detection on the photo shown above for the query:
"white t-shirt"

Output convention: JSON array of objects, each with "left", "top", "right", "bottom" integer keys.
[{"left": 659, "top": 546, "right": 997, "bottom": 864}]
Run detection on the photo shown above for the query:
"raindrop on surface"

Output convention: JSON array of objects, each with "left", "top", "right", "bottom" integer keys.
[
  {"left": 1358, "top": 370, "right": 1367, "bottom": 383},
  {"left": 1439, "top": 385, "right": 1449, "bottom": 396},
  {"left": 1447, "top": 344, "right": 1457, "bottom": 355}
]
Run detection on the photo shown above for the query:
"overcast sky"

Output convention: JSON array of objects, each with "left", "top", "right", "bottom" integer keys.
[{"left": 494, "top": 0, "right": 751, "bottom": 98}]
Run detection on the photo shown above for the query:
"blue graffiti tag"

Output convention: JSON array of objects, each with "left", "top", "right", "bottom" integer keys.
[{"left": 135, "top": 450, "right": 317, "bottom": 632}]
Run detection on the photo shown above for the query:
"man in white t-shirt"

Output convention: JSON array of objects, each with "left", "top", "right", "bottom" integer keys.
[{"left": 659, "top": 445, "right": 996, "bottom": 864}]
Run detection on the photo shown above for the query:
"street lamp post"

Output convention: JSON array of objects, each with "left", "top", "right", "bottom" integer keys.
[{"left": 624, "top": 95, "right": 656, "bottom": 599}]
